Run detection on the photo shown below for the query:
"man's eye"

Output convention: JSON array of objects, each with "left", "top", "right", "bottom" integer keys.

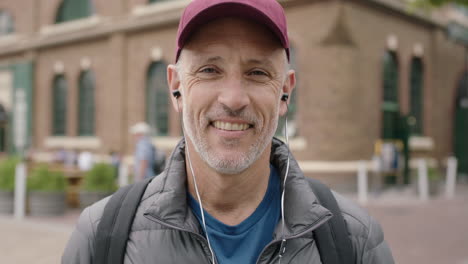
[
  {"left": 200, "top": 67, "right": 217, "bottom": 74},
  {"left": 249, "top": 70, "right": 268, "bottom": 76}
]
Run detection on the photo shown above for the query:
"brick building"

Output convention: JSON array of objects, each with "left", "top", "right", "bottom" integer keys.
[{"left": 0, "top": 0, "right": 467, "bottom": 186}]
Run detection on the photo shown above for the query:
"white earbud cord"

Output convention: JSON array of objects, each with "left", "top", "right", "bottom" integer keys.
[
  {"left": 178, "top": 97, "right": 290, "bottom": 264},
  {"left": 278, "top": 104, "right": 291, "bottom": 264},
  {"left": 186, "top": 140, "right": 217, "bottom": 264},
  {"left": 177, "top": 99, "right": 216, "bottom": 264}
]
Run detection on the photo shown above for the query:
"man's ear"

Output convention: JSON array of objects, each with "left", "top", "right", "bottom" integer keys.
[
  {"left": 279, "top": 69, "right": 296, "bottom": 116},
  {"left": 167, "top": 64, "right": 182, "bottom": 112}
]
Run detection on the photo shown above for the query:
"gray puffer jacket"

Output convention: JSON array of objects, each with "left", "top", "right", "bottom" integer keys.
[{"left": 62, "top": 139, "right": 394, "bottom": 264}]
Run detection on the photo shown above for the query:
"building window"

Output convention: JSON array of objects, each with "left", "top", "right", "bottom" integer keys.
[
  {"left": 55, "top": 0, "right": 94, "bottom": 23},
  {"left": 276, "top": 46, "right": 298, "bottom": 137},
  {"left": 52, "top": 75, "right": 67, "bottom": 136},
  {"left": 0, "top": 10, "right": 14, "bottom": 36},
  {"left": 409, "top": 57, "right": 424, "bottom": 135},
  {"left": 382, "top": 51, "right": 399, "bottom": 139},
  {"left": 78, "top": 70, "right": 95, "bottom": 136},
  {"left": 146, "top": 61, "right": 169, "bottom": 136}
]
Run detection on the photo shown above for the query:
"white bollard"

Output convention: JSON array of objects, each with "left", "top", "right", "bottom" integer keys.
[
  {"left": 118, "top": 163, "right": 129, "bottom": 187},
  {"left": 14, "top": 162, "right": 27, "bottom": 220},
  {"left": 417, "top": 159, "right": 429, "bottom": 201},
  {"left": 445, "top": 157, "right": 458, "bottom": 199},
  {"left": 357, "top": 161, "right": 368, "bottom": 204}
]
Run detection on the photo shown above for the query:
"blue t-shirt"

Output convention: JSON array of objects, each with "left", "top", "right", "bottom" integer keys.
[{"left": 188, "top": 166, "right": 281, "bottom": 264}]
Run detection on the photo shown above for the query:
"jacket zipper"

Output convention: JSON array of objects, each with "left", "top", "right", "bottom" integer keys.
[
  {"left": 144, "top": 213, "right": 217, "bottom": 264},
  {"left": 254, "top": 213, "right": 333, "bottom": 264}
]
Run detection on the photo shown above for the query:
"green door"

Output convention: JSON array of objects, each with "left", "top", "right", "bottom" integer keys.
[{"left": 454, "top": 74, "right": 468, "bottom": 176}]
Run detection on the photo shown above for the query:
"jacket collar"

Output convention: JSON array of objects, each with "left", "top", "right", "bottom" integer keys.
[{"left": 144, "top": 138, "right": 331, "bottom": 238}]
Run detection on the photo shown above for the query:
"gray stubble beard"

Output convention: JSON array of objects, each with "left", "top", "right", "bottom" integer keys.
[{"left": 182, "top": 97, "right": 279, "bottom": 175}]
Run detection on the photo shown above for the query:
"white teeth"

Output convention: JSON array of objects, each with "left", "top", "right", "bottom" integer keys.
[{"left": 213, "top": 121, "right": 249, "bottom": 131}]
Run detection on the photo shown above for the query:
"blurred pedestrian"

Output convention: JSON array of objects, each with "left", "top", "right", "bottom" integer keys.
[
  {"left": 64, "top": 149, "right": 78, "bottom": 169},
  {"left": 77, "top": 150, "right": 94, "bottom": 172},
  {"left": 54, "top": 148, "right": 66, "bottom": 164},
  {"left": 129, "top": 122, "right": 155, "bottom": 181},
  {"left": 109, "top": 150, "right": 121, "bottom": 178}
]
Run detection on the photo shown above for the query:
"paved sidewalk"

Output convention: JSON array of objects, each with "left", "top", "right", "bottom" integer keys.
[
  {"left": 0, "top": 210, "right": 80, "bottom": 264},
  {"left": 0, "top": 185, "right": 467, "bottom": 264},
  {"left": 365, "top": 184, "right": 468, "bottom": 264}
]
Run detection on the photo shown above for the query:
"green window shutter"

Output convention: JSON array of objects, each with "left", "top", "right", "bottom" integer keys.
[
  {"left": 55, "top": 0, "right": 94, "bottom": 23},
  {"left": 78, "top": 70, "right": 95, "bottom": 136},
  {"left": 382, "top": 51, "right": 399, "bottom": 139},
  {"left": 454, "top": 73, "right": 468, "bottom": 175},
  {"left": 276, "top": 46, "right": 298, "bottom": 137},
  {"left": 146, "top": 62, "right": 169, "bottom": 136},
  {"left": 52, "top": 75, "right": 67, "bottom": 136},
  {"left": 0, "top": 10, "right": 14, "bottom": 35},
  {"left": 409, "top": 58, "right": 424, "bottom": 135},
  {"left": 12, "top": 62, "right": 34, "bottom": 153}
]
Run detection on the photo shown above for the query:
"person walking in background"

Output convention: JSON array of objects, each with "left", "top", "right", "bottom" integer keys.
[
  {"left": 109, "top": 150, "right": 121, "bottom": 179},
  {"left": 130, "top": 122, "right": 155, "bottom": 181},
  {"left": 77, "top": 150, "right": 94, "bottom": 172}
]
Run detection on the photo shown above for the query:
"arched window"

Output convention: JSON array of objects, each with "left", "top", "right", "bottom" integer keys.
[
  {"left": 146, "top": 61, "right": 169, "bottom": 136},
  {"left": 0, "top": 10, "right": 14, "bottom": 36},
  {"left": 78, "top": 70, "right": 95, "bottom": 136},
  {"left": 55, "top": 0, "right": 94, "bottom": 23},
  {"left": 276, "top": 46, "right": 298, "bottom": 137},
  {"left": 381, "top": 51, "right": 399, "bottom": 139},
  {"left": 52, "top": 75, "right": 67, "bottom": 136},
  {"left": 409, "top": 57, "right": 424, "bottom": 135}
]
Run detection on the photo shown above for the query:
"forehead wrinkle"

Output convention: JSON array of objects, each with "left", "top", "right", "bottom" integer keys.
[{"left": 245, "top": 58, "right": 275, "bottom": 69}]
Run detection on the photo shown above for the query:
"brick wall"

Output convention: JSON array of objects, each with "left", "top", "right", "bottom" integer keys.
[{"left": 0, "top": 0, "right": 465, "bottom": 164}]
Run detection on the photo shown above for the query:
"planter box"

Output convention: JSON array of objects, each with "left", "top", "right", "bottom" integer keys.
[
  {"left": 29, "top": 191, "right": 66, "bottom": 216},
  {"left": 79, "top": 191, "right": 113, "bottom": 209},
  {"left": 0, "top": 190, "right": 13, "bottom": 214},
  {"left": 411, "top": 179, "right": 442, "bottom": 197}
]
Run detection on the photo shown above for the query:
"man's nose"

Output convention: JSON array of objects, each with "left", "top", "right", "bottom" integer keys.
[{"left": 217, "top": 77, "right": 250, "bottom": 112}]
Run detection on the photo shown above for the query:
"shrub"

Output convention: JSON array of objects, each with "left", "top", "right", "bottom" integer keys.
[
  {"left": 82, "top": 163, "right": 117, "bottom": 192},
  {"left": 28, "top": 164, "right": 66, "bottom": 192},
  {"left": 428, "top": 167, "right": 441, "bottom": 182},
  {"left": 0, "top": 157, "right": 20, "bottom": 191}
]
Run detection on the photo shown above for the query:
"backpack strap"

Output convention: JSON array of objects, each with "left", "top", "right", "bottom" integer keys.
[
  {"left": 307, "top": 178, "right": 355, "bottom": 264},
  {"left": 93, "top": 177, "right": 153, "bottom": 264}
]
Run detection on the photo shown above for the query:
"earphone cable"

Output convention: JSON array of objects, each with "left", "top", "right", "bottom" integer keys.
[
  {"left": 177, "top": 99, "right": 216, "bottom": 264},
  {"left": 278, "top": 103, "right": 290, "bottom": 264}
]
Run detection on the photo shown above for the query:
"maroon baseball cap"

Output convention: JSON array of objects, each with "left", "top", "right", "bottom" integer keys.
[{"left": 175, "top": 0, "right": 289, "bottom": 62}]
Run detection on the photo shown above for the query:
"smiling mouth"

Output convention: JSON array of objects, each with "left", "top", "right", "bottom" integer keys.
[{"left": 212, "top": 121, "right": 253, "bottom": 131}]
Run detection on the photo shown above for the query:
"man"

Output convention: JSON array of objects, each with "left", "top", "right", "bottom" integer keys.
[
  {"left": 130, "top": 122, "right": 155, "bottom": 180},
  {"left": 62, "top": 0, "right": 394, "bottom": 263}
]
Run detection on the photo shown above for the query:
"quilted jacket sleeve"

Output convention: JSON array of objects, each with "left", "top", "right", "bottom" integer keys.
[
  {"left": 333, "top": 192, "right": 395, "bottom": 264},
  {"left": 61, "top": 197, "right": 109, "bottom": 264}
]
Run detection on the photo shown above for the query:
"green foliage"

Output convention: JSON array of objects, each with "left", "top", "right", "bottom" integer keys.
[
  {"left": 428, "top": 167, "right": 442, "bottom": 181},
  {"left": 81, "top": 163, "right": 117, "bottom": 192},
  {"left": 28, "top": 164, "right": 66, "bottom": 192},
  {"left": 0, "top": 157, "right": 20, "bottom": 191}
]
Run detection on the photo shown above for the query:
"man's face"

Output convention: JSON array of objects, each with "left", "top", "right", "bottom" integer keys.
[{"left": 171, "top": 18, "right": 295, "bottom": 175}]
